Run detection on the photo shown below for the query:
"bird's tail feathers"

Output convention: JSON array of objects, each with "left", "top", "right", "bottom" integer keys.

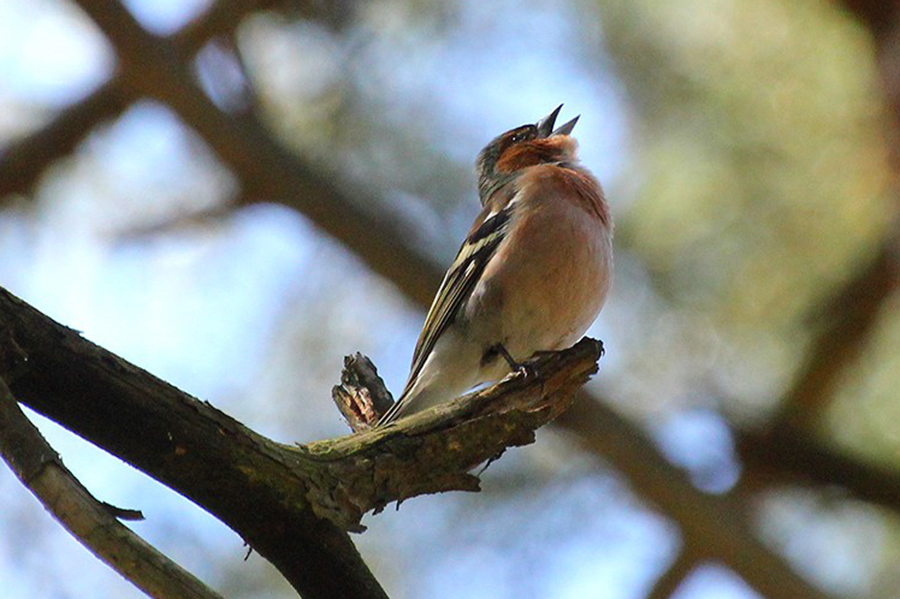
[{"left": 376, "top": 385, "right": 414, "bottom": 426}]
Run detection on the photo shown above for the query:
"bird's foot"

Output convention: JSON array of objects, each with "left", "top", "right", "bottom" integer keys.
[{"left": 491, "top": 343, "right": 537, "bottom": 378}]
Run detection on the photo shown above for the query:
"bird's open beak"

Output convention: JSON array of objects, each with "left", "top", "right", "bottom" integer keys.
[
  {"left": 536, "top": 105, "right": 563, "bottom": 137},
  {"left": 536, "top": 104, "right": 579, "bottom": 137},
  {"left": 553, "top": 115, "right": 579, "bottom": 136}
]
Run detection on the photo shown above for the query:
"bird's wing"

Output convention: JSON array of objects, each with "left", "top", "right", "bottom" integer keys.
[
  {"left": 406, "top": 204, "right": 513, "bottom": 390},
  {"left": 380, "top": 189, "right": 518, "bottom": 425}
]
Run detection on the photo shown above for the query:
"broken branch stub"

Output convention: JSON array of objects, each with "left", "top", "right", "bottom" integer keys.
[
  {"left": 332, "top": 353, "right": 394, "bottom": 431},
  {"left": 311, "top": 337, "right": 604, "bottom": 531}
]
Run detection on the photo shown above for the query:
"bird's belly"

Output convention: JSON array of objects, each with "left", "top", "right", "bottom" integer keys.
[{"left": 467, "top": 203, "right": 612, "bottom": 362}]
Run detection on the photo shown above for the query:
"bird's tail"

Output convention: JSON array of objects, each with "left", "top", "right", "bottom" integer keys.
[
  {"left": 376, "top": 385, "right": 415, "bottom": 426},
  {"left": 377, "top": 376, "right": 458, "bottom": 426}
]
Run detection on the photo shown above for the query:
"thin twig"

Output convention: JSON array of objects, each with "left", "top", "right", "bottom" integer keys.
[{"left": 0, "top": 377, "right": 226, "bottom": 599}]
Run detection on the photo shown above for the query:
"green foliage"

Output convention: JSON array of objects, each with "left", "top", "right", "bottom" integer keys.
[{"left": 605, "top": 0, "right": 889, "bottom": 325}]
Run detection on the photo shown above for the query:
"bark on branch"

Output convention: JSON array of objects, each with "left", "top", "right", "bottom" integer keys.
[{"left": 0, "top": 285, "right": 601, "bottom": 596}]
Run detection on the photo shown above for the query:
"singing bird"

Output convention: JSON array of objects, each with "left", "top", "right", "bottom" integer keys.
[{"left": 378, "top": 105, "right": 612, "bottom": 425}]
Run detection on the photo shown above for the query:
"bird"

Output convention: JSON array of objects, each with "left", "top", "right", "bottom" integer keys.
[{"left": 378, "top": 105, "right": 612, "bottom": 425}]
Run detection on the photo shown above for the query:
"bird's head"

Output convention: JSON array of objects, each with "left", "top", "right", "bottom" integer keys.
[{"left": 476, "top": 104, "right": 580, "bottom": 202}]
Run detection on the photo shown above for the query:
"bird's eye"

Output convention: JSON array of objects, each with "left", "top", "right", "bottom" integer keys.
[{"left": 510, "top": 129, "right": 530, "bottom": 143}]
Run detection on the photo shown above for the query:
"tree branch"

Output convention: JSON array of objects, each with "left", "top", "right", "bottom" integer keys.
[
  {"left": 772, "top": 222, "right": 900, "bottom": 430},
  {"left": 767, "top": 0, "right": 900, "bottom": 429},
  {"left": 170, "top": 0, "right": 285, "bottom": 54},
  {"left": 838, "top": 0, "right": 897, "bottom": 38},
  {"left": 0, "top": 377, "right": 226, "bottom": 599},
  {"left": 730, "top": 0, "right": 900, "bottom": 508},
  {"left": 311, "top": 338, "right": 602, "bottom": 529},
  {"left": 0, "top": 285, "right": 386, "bottom": 599},
  {"left": 0, "top": 285, "right": 602, "bottom": 595}
]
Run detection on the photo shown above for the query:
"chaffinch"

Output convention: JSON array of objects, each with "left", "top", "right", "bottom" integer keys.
[{"left": 378, "top": 105, "right": 613, "bottom": 425}]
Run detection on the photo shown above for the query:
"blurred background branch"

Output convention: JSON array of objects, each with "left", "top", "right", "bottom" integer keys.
[
  {"left": 0, "top": 0, "right": 275, "bottom": 199},
  {"left": 646, "top": 549, "right": 698, "bottom": 599},
  {"left": 0, "top": 79, "right": 129, "bottom": 197},
  {"left": 769, "top": 223, "right": 900, "bottom": 431}
]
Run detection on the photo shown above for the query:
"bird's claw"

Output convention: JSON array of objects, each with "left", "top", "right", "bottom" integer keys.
[
  {"left": 492, "top": 343, "right": 539, "bottom": 379},
  {"left": 515, "top": 362, "right": 537, "bottom": 379}
]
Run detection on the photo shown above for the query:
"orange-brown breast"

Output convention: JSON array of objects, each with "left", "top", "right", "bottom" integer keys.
[
  {"left": 468, "top": 163, "right": 613, "bottom": 357},
  {"left": 551, "top": 164, "right": 611, "bottom": 228}
]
